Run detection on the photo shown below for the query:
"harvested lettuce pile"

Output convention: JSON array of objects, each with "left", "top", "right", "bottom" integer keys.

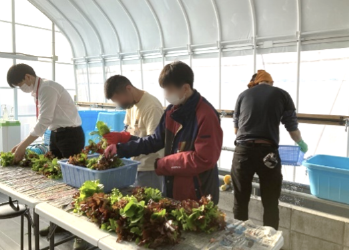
[
  {"left": 0, "top": 150, "right": 62, "bottom": 179},
  {"left": 0, "top": 151, "right": 15, "bottom": 166},
  {"left": 68, "top": 153, "right": 124, "bottom": 171},
  {"left": 73, "top": 183, "right": 226, "bottom": 249},
  {"left": 29, "top": 151, "right": 62, "bottom": 179}
]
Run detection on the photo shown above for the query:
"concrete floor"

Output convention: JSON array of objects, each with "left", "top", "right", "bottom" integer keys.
[{"left": 0, "top": 192, "right": 97, "bottom": 250}]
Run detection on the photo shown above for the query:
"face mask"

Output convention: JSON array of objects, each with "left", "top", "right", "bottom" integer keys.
[
  {"left": 166, "top": 92, "right": 186, "bottom": 105},
  {"left": 20, "top": 82, "right": 34, "bottom": 93}
]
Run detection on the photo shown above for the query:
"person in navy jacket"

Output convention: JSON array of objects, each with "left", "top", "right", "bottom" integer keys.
[{"left": 104, "top": 61, "right": 223, "bottom": 204}]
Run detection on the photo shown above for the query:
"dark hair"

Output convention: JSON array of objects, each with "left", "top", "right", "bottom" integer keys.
[
  {"left": 250, "top": 73, "right": 257, "bottom": 82},
  {"left": 7, "top": 64, "right": 36, "bottom": 88},
  {"left": 104, "top": 75, "right": 133, "bottom": 99},
  {"left": 159, "top": 61, "right": 194, "bottom": 89}
]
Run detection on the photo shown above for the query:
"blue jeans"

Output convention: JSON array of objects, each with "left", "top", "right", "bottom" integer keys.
[{"left": 134, "top": 171, "right": 165, "bottom": 194}]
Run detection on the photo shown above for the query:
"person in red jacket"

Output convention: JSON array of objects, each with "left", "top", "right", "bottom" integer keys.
[{"left": 103, "top": 61, "right": 223, "bottom": 204}]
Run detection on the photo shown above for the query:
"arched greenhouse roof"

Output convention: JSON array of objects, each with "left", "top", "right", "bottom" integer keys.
[{"left": 29, "top": 0, "right": 349, "bottom": 62}]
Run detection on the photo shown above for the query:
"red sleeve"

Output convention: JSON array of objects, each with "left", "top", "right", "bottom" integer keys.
[{"left": 155, "top": 105, "right": 223, "bottom": 177}]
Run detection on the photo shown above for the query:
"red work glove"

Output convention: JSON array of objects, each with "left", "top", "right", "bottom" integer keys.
[
  {"left": 103, "top": 131, "right": 131, "bottom": 145},
  {"left": 104, "top": 144, "right": 117, "bottom": 157}
]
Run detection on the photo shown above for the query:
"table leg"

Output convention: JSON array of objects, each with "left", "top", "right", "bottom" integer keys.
[
  {"left": 34, "top": 210, "right": 40, "bottom": 250},
  {"left": 49, "top": 223, "right": 55, "bottom": 250}
]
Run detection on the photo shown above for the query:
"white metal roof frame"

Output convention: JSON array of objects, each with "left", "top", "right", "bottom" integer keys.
[{"left": 28, "top": 0, "right": 349, "bottom": 62}]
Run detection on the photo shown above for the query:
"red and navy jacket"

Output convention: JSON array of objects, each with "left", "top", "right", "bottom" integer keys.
[{"left": 117, "top": 90, "right": 223, "bottom": 204}]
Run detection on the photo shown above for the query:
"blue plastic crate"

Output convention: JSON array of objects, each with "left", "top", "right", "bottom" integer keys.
[
  {"left": 278, "top": 145, "right": 305, "bottom": 166},
  {"left": 302, "top": 155, "right": 349, "bottom": 204},
  {"left": 58, "top": 155, "right": 140, "bottom": 192},
  {"left": 97, "top": 111, "right": 126, "bottom": 132}
]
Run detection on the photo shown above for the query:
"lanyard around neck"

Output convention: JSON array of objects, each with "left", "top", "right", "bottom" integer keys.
[{"left": 36, "top": 78, "right": 41, "bottom": 120}]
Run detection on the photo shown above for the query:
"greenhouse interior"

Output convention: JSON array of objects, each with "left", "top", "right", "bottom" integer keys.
[{"left": 0, "top": 0, "right": 349, "bottom": 249}]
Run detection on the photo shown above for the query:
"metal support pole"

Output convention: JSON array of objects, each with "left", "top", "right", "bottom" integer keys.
[
  {"left": 218, "top": 48, "right": 222, "bottom": 109},
  {"left": 119, "top": 58, "right": 123, "bottom": 75},
  {"left": 101, "top": 57, "right": 107, "bottom": 102},
  {"left": 12, "top": 0, "right": 18, "bottom": 120},
  {"left": 296, "top": 0, "right": 302, "bottom": 111},
  {"left": 249, "top": 0, "right": 257, "bottom": 74},
  {"left": 52, "top": 22, "right": 56, "bottom": 81},
  {"left": 140, "top": 56, "right": 144, "bottom": 90},
  {"left": 162, "top": 54, "right": 166, "bottom": 106},
  {"left": 34, "top": 210, "right": 39, "bottom": 250},
  {"left": 347, "top": 128, "right": 349, "bottom": 157},
  {"left": 294, "top": 0, "right": 302, "bottom": 182},
  {"left": 73, "top": 63, "right": 79, "bottom": 102},
  {"left": 346, "top": 118, "right": 349, "bottom": 157},
  {"left": 49, "top": 223, "right": 55, "bottom": 250},
  {"left": 86, "top": 61, "right": 91, "bottom": 102}
]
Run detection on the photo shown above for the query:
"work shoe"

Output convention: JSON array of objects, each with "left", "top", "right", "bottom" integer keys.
[
  {"left": 73, "top": 237, "right": 88, "bottom": 250},
  {"left": 39, "top": 226, "right": 66, "bottom": 237}
]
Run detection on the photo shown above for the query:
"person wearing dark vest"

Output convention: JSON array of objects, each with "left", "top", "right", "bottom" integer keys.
[
  {"left": 232, "top": 70, "right": 308, "bottom": 230},
  {"left": 103, "top": 61, "right": 223, "bottom": 204}
]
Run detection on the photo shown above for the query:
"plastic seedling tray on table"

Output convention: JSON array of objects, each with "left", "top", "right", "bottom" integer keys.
[{"left": 58, "top": 154, "right": 139, "bottom": 192}]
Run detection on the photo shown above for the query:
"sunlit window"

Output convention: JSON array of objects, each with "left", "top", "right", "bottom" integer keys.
[
  {"left": 142, "top": 59, "right": 164, "bottom": 105},
  {"left": 122, "top": 60, "right": 142, "bottom": 89},
  {"left": 221, "top": 55, "right": 253, "bottom": 110},
  {"left": 89, "top": 63, "right": 105, "bottom": 102},
  {"left": 192, "top": 55, "right": 220, "bottom": 108},
  {"left": 299, "top": 49, "right": 349, "bottom": 116},
  {"left": 105, "top": 61, "right": 121, "bottom": 79}
]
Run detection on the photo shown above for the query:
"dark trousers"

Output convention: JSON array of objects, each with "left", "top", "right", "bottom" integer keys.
[
  {"left": 50, "top": 126, "right": 85, "bottom": 159},
  {"left": 231, "top": 145, "right": 283, "bottom": 230}
]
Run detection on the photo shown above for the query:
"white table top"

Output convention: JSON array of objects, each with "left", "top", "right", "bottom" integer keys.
[
  {"left": 98, "top": 235, "right": 145, "bottom": 250},
  {"left": 35, "top": 203, "right": 110, "bottom": 246},
  {"left": 98, "top": 231, "right": 285, "bottom": 250},
  {"left": 0, "top": 182, "right": 41, "bottom": 208}
]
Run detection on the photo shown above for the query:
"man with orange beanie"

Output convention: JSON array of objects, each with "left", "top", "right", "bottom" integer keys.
[{"left": 232, "top": 69, "right": 308, "bottom": 230}]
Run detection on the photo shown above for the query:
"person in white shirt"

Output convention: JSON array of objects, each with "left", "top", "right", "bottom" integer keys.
[
  {"left": 103, "top": 75, "right": 164, "bottom": 192},
  {"left": 7, "top": 64, "right": 88, "bottom": 249},
  {"left": 7, "top": 64, "right": 84, "bottom": 163}
]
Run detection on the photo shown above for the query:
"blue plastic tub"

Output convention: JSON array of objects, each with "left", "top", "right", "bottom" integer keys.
[
  {"left": 78, "top": 110, "right": 102, "bottom": 146},
  {"left": 278, "top": 145, "right": 305, "bottom": 166},
  {"left": 58, "top": 155, "right": 140, "bottom": 192},
  {"left": 97, "top": 111, "right": 126, "bottom": 132},
  {"left": 78, "top": 110, "right": 102, "bottom": 132},
  {"left": 302, "top": 155, "right": 349, "bottom": 204}
]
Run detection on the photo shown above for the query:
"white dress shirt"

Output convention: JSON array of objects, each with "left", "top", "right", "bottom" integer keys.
[{"left": 30, "top": 77, "right": 82, "bottom": 137}]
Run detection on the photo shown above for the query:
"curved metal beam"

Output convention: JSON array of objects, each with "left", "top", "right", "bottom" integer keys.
[
  {"left": 28, "top": 0, "right": 77, "bottom": 58},
  {"left": 144, "top": 0, "right": 164, "bottom": 48},
  {"left": 296, "top": 0, "right": 302, "bottom": 110},
  {"left": 92, "top": 0, "right": 121, "bottom": 53},
  {"left": 211, "top": 0, "right": 222, "bottom": 109},
  {"left": 248, "top": 0, "right": 257, "bottom": 73},
  {"left": 210, "top": 0, "right": 221, "bottom": 43},
  {"left": 176, "top": 0, "right": 192, "bottom": 46},
  {"left": 48, "top": 0, "right": 87, "bottom": 57},
  {"left": 116, "top": 0, "right": 142, "bottom": 51},
  {"left": 68, "top": 0, "right": 104, "bottom": 54}
]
